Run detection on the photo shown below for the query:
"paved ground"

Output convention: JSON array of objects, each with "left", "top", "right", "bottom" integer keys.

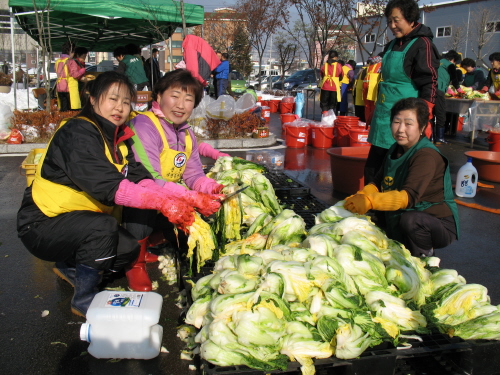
[{"left": 0, "top": 102, "right": 499, "bottom": 374}]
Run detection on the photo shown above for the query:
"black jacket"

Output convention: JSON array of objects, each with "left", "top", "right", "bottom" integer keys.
[
  {"left": 381, "top": 23, "right": 440, "bottom": 104},
  {"left": 17, "top": 114, "right": 152, "bottom": 233}
]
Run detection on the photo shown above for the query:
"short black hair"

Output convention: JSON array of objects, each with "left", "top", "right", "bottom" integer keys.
[
  {"left": 329, "top": 50, "right": 338, "bottom": 59},
  {"left": 221, "top": 53, "right": 229, "bottom": 60},
  {"left": 113, "top": 46, "right": 127, "bottom": 58},
  {"left": 489, "top": 52, "right": 500, "bottom": 63},
  {"left": 74, "top": 47, "right": 88, "bottom": 58},
  {"left": 153, "top": 69, "right": 204, "bottom": 108},
  {"left": 61, "top": 41, "right": 75, "bottom": 55},
  {"left": 461, "top": 58, "right": 476, "bottom": 68},
  {"left": 348, "top": 60, "right": 357, "bottom": 68},
  {"left": 125, "top": 43, "right": 141, "bottom": 55},
  {"left": 442, "top": 50, "right": 460, "bottom": 63},
  {"left": 385, "top": 0, "right": 420, "bottom": 25},
  {"left": 390, "top": 97, "right": 429, "bottom": 133},
  {"left": 152, "top": 48, "right": 159, "bottom": 54}
]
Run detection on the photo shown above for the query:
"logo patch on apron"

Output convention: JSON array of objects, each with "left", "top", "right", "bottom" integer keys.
[
  {"left": 174, "top": 152, "right": 187, "bottom": 168},
  {"left": 383, "top": 176, "right": 394, "bottom": 187}
]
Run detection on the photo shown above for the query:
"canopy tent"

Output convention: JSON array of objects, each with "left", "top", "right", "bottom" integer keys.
[{"left": 8, "top": 0, "right": 204, "bottom": 51}]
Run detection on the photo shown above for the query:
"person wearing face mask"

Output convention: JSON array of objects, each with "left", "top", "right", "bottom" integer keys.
[
  {"left": 364, "top": 0, "right": 440, "bottom": 184},
  {"left": 344, "top": 98, "right": 459, "bottom": 257},
  {"left": 16, "top": 71, "right": 222, "bottom": 317}
]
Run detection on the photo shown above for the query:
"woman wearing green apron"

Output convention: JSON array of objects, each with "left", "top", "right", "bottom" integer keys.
[
  {"left": 364, "top": 0, "right": 440, "bottom": 184},
  {"left": 345, "top": 98, "right": 459, "bottom": 257}
]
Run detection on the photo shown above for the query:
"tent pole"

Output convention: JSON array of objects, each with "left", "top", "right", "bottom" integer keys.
[
  {"left": 10, "top": 7, "right": 17, "bottom": 110},
  {"left": 150, "top": 44, "right": 153, "bottom": 88}
]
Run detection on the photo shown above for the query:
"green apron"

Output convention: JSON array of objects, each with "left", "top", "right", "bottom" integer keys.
[
  {"left": 381, "top": 136, "right": 460, "bottom": 242},
  {"left": 438, "top": 59, "right": 452, "bottom": 92},
  {"left": 368, "top": 38, "right": 419, "bottom": 149}
]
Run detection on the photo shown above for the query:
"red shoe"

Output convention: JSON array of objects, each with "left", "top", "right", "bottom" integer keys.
[
  {"left": 126, "top": 238, "right": 152, "bottom": 291},
  {"left": 145, "top": 231, "right": 166, "bottom": 263}
]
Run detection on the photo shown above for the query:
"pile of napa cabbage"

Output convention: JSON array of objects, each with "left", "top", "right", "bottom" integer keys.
[{"left": 183, "top": 202, "right": 500, "bottom": 375}]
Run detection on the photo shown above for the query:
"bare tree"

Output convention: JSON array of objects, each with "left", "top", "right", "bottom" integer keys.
[
  {"left": 445, "top": 25, "right": 466, "bottom": 53},
  {"left": 236, "top": 0, "right": 289, "bottom": 88},
  {"left": 468, "top": 5, "right": 500, "bottom": 68},
  {"left": 337, "top": 0, "right": 387, "bottom": 64},
  {"left": 287, "top": 0, "right": 344, "bottom": 73},
  {"left": 274, "top": 32, "right": 296, "bottom": 84}
]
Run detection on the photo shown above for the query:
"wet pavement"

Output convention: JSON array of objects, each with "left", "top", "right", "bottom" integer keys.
[{"left": 1, "top": 101, "right": 500, "bottom": 374}]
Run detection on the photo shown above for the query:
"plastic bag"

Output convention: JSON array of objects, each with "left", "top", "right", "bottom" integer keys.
[
  {"left": 295, "top": 92, "right": 304, "bottom": 118},
  {"left": 206, "top": 94, "right": 235, "bottom": 120},
  {"left": 320, "top": 109, "right": 336, "bottom": 125},
  {"left": 235, "top": 93, "right": 256, "bottom": 114},
  {"left": 0, "top": 103, "right": 13, "bottom": 133},
  {"left": 190, "top": 95, "right": 214, "bottom": 133}
]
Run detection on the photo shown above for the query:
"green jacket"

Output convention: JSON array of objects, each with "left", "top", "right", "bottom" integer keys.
[{"left": 121, "top": 55, "right": 148, "bottom": 85}]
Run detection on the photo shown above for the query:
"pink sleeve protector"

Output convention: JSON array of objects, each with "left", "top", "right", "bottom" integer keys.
[
  {"left": 115, "top": 179, "right": 195, "bottom": 230},
  {"left": 192, "top": 175, "right": 225, "bottom": 194},
  {"left": 198, "top": 142, "right": 230, "bottom": 159}
]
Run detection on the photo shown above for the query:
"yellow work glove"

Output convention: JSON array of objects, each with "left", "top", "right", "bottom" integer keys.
[
  {"left": 344, "top": 190, "right": 408, "bottom": 215},
  {"left": 344, "top": 183, "right": 379, "bottom": 202},
  {"left": 344, "top": 193, "right": 372, "bottom": 215}
]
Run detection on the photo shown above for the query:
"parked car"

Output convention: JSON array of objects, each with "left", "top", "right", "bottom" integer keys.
[
  {"left": 273, "top": 69, "right": 319, "bottom": 90},
  {"left": 253, "top": 75, "right": 282, "bottom": 91}
]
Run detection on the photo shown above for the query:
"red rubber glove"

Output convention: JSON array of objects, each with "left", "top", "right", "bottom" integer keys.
[
  {"left": 423, "top": 100, "right": 434, "bottom": 140},
  {"left": 138, "top": 179, "right": 223, "bottom": 216}
]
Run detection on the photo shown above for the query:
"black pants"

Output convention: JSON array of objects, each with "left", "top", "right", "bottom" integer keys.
[
  {"left": 435, "top": 90, "right": 446, "bottom": 131},
  {"left": 320, "top": 89, "right": 338, "bottom": 114},
  {"left": 58, "top": 92, "right": 70, "bottom": 112},
  {"left": 364, "top": 144, "right": 389, "bottom": 184},
  {"left": 399, "top": 211, "right": 457, "bottom": 257},
  {"left": 354, "top": 105, "right": 366, "bottom": 123},
  {"left": 122, "top": 207, "right": 188, "bottom": 254},
  {"left": 19, "top": 211, "right": 140, "bottom": 271}
]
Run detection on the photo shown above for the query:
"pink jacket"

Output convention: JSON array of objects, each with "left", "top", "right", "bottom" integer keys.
[{"left": 56, "top": 55, "right": 86, "bottom": 92}]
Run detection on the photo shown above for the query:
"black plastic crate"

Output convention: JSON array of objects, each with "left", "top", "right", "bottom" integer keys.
[
  {"left": 278, "top": 193, "right": 330, "bottom": 214},
  {"left": 201, "top": 335, "right": 500, "bottom": 375},
  {"left": 265, "top": 172, "right": 311, "bottom": 197}
]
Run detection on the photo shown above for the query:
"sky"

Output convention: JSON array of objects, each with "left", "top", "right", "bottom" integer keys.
[{"left": 185, "top": 0, "right": 445, "bottom": 13}]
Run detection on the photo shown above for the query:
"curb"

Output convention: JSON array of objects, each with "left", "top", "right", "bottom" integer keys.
[{"left": 0, "top": 135, "right": 278, "bottom": 154}]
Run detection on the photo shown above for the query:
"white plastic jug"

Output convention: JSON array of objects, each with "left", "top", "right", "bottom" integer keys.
[
  {"left": 80, "top": 291, "right": 163, "bottom": 359},
  {"left": 455, "top": 157, "right": 478, "bottom": 198}
]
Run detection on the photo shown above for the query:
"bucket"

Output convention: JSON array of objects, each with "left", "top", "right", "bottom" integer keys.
[
  {"left": 486, "top": 131, "right": 500, "bottom": 152},
  {"left": 81, "top": 291, "right": 163, "bottom": 359},
  {"left": 262, "top": 106, "right": 270, "bottom": 123},
  {"left": 261, "top": 100, "right": 269, "bottom": 108},
  {"left": 335, "top": 123, "right": 351, "bottom": 147},
  {"left": 465, "top": 151, "right": 500, "bottom": 183},
  {"left": 285, "top": 147, "right": 307, "bottom": 170},
  {"left": 457, "top": 116, "right": 465, "bottom": 132},
  {"left": 311, "top": 125, "right": 335, "bottom": 148},
  {"left": 349, "top": 126, "right": 370, "bottom": 147},
  {"left": 280, "top": 113, "right": 296, "bottom": 125},
  {"left": 327, "top": 146, "right": 370, "bottom": 195},
  {"left": 285, "top": 124, "right": 308, "bottom": 148},
  {"left": 280, "top": 102, "right": 294, "bottom": 114},
  {"left": 269, "top": 99, "right": 280, "bottom": 113}
]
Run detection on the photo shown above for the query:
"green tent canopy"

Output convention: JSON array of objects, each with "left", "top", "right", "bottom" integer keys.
[{"left": 8, "top": 0, "right": 204, "bottom": 51}]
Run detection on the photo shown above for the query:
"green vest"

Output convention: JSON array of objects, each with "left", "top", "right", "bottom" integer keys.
[
  {"left": 381, "top": 137, "right": 460, "bottom": 242},
  {"left": 438, "top": 59, "right": 452, "bottom": 92},
  {"left": 122, "top": 55, "right": 149, "bottom": 85},
  {"left": 368, "top": 38, "right": 419, "bottom": 149}
]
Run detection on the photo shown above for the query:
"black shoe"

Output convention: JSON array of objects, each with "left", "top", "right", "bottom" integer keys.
[
  {"left": 53, "top": 262, "right": 76, "bottom": 287},
  {"left": 435, "top": 128, "right": 448, "bottom": 145},
  {"left": 71, "top": 264, "right": 103, "bottom": 317}
]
